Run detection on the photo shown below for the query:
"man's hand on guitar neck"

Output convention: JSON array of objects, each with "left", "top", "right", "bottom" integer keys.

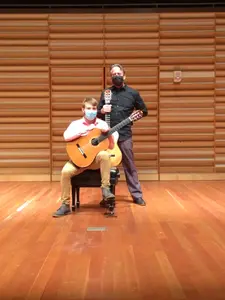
[{"left": 101, "top": 104, "right": 112, "bottom": 114}]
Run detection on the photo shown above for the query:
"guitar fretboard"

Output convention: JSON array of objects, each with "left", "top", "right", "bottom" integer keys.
[
  {"left": 105, "top": 113, "right": 111, "bottom": 127},
  {"left": 97, "top": 116, "right": 132, "bottom": 143},
  {"left": 104, "top": 89, "right": 111, "bottom": 128}
]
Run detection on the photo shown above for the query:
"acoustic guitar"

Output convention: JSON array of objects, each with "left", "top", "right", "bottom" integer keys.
[
  {"left": 104, "top": 89, "right": 122, "bottom": 167},
  {"left": 66, "top": 110, "right": 143, "bottom": 168}
]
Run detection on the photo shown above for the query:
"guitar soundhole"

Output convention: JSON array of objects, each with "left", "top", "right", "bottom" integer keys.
[{"left": 91, "top": 138, "right": 99, "bottom": 146}]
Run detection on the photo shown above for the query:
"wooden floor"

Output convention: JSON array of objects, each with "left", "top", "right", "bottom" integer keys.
[{"left": 1, "top": 181, "right": 225, "bottom": 300}]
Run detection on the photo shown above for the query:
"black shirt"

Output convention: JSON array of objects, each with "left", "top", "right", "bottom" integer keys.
[{"left": 97, "top": 84, "right": 148, "bottom": 141}]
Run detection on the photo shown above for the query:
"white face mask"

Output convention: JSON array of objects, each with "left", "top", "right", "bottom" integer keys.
[{"left": 84, "top": 109, "right": 97, "bottom": 121}]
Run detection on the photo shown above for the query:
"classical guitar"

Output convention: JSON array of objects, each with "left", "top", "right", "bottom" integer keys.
[
  {"left": 104, "top": 89, "right": 122, "bottom": 167},
  {"left": 66, "top": 110, "right": 143, "bottom": 168}
]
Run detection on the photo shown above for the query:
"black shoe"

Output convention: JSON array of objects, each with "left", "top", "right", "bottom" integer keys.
[
  {"left": 133, "top": 198, "right": 146, "bottom": 206},
  {"left": 52, "top": 203, "right": 71, "bottom": 217}
]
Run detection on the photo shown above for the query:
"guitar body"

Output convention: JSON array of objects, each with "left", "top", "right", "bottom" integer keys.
[
  {"left": 107, "top": 131, "right": 122, "bottom": 167},
  {"left": 66, "top": 109, "right": 143, "bottom": 169},
  {"left": 66, "top": 128, "right": 109, "bottom": 168}
]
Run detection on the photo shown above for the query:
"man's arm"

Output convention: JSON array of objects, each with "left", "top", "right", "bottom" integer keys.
[
  {"left": 97, "top": 91, "right": 105, "bottom": 119},
  {"left": 63, "top": 120, "right": 86, "bottom": 142},
  {"left": 134, "top": 90, "right": 148, "bottom": 117}
]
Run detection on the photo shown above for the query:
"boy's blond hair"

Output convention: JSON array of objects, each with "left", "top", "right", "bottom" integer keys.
[{"left": 82, "top": 97, "right": 98, "bottom": 108}]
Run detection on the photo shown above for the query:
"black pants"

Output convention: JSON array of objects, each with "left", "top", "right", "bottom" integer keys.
[{"left": 118, "top": 137, "right": 143, "bottom": 200}]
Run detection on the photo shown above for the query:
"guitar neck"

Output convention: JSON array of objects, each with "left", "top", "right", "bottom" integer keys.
[
  {"left": 105, "top": 113, "right": 111, "bottom": 127},
  {"left": 98, "top": 116, "right": 131, "bottom": 143},
  {"left": 108, "top": 118, "right": 130, "bottom": 135}
]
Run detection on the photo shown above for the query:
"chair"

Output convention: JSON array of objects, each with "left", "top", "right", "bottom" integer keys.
[{"left": 70, "top": 167, "right": 120, "bottom": 211}]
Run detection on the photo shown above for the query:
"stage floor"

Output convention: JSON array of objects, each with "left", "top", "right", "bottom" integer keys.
[{"left": 0, "top": 181, "right": 225, "bottom": 300}]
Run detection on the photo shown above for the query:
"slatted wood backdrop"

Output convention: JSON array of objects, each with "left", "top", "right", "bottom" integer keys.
[
  {"left": 159, "top": 12, "right": 216, "bottom": 180},
  {"left": 49, "top": 14, "right": 104, "bottom": 180},
  {"left": 1, "top": 12, "right": 225, "bottom": 181},
  {"left": 104, "top": 13, "right": 159, "bottom": 180},
  {"left": 215, "top": 13, "right": 225, "bottom": 174},
  {"left": 0, "top": 14, "right": 50, "bottom": 181}
]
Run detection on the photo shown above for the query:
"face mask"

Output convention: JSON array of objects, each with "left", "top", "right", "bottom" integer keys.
[
  {"left": 84, "top": 109, "right": 97, "bottom": 121},
  {"left": 112, "top": 75, "right": 124, "bottom": 86}
]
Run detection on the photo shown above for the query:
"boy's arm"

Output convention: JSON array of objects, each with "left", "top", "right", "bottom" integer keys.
[{"left": 63, "top": 121, "right": 87, "bottom": 142}]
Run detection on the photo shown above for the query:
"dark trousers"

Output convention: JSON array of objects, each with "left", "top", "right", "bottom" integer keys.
[{"left": 118, "top": 137, "right": 143, "bottom": 200}]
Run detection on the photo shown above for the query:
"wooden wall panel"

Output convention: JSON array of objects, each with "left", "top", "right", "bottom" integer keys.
[
  {"left": 51, "top": 67, "right": 104, "bottom": 181},
  {"left": 215, "top": 13, "right": 225, "bottom": 172},
  {"left": 2, "top": 11, "right": 225, "bottom": 181},
  {"left": 159, "top": 13, "right": 216, "bottom": 179},
  {"left": 49, "top": 14, "right": 104, "bottom": 180},
  {"left": 104, "top": 13, "right": 159, "bottom": 180},
  {"left": 104, "top": 13, "right": 159, "bottom": 66},
  {"left": 105, "top": 65, "right": 159, "bottom": 180},
  {"left": 49, "top": 13, "right": 104, "bottom": 66},
  {"left": 0, "top": 14, "right": 50, "bottom": 181}
]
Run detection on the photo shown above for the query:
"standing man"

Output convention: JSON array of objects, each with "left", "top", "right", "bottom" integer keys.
[{"left": 97, "top": 64, "right": 148, "bottom": 206}]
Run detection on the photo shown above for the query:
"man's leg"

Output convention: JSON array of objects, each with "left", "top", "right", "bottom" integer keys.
[
  {"left": 53, "top": 161, "right": 83, "bottom": 217},
  {"left": 118, "top": 138, "right": 146, "bottom": 206}
]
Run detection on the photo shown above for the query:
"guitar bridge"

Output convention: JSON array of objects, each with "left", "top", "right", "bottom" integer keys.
[{"left": 76, "top": 143, "right": 87, "bottom": 158}]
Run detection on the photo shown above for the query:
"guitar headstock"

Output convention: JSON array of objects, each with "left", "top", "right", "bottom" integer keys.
[
  {"left": 104, "top": 89, "right": 112, "bottom": 104},
  {"left": 129, "top": 110, "right": 143, "bottom": 122}
]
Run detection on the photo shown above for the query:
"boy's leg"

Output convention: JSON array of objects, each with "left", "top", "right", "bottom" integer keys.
[{"left": 53, "top": 161, "right": 83, "bottom": 217}]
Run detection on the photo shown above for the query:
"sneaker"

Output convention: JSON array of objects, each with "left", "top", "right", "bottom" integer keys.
[
  {"left": 99, "top": 198, "right": 117, "bottom": 207},
  {"left": 101, "top": 187, "right": 115, "bottom": 201},
  {"left": 52, "top": 203, "right": 71, "bottom": 217},
  {"left": 133, "top": 198, "right": 146, "bottom": 206}
]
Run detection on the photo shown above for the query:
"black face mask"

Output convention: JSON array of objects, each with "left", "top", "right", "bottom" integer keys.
[{"left": 112, "top": 75, "right": 124, "bottom": 86}]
